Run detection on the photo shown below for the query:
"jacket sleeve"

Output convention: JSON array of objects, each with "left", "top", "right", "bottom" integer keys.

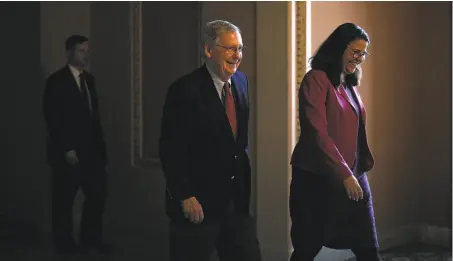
[
  {"left": 159, "top": 81, "right": 194, "bottom": 201},
  {"left": 299, "top": 71, "right": 353, "bottom": 180},
  {"left": 43, "top": 77, "right": 77, "bottom": 153},
  {"left": 244, "top": 75, "right": 250, "bottom": 158},
  {"left": 89, "top": 76, "right": 108, "bottom": 165}
]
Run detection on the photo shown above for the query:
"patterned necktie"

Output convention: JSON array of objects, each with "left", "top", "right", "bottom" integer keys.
[{"left": 223, "top": 82, "right": 237, "bottom": 138}]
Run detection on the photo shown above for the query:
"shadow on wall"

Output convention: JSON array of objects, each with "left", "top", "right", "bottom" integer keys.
[{"left": 0, "top": 63, "right": 50, "bottom": 252}]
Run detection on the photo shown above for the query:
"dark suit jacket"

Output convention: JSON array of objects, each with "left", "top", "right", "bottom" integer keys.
[
  {"left": 159, "top": 64, "right": 251, "bottom": 222},
  {"left": 291, "top": 69, "right": 374, "bottom": 181},
  {"left": 43, "top": 65, "right": 107, "bottom": 168}
]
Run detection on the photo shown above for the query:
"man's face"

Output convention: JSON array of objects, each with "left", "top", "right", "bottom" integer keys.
[
  {"left": 68, "top": 41, "right": 89, "bottom": 69},
  {"left": 205, "top": 31, "right": 243, "bottom": 81}
]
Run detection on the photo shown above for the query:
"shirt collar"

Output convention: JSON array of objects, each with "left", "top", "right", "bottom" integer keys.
[{"left": 68, "top": 64, "right": 83, "bottom": 78}]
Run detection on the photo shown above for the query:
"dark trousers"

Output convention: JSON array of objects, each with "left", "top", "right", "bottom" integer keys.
[
  {"left": 51, "top": 162, "right": 107, "bottom": 250},
  {"left": 289, "top": 168, "right": 380, "bottom": 261},
  {"left": 169, "top": 201, "right": 262, "bottom": 261}
]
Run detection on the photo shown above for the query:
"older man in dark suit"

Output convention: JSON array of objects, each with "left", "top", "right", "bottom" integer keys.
[
  {"left": 43, "top": 35, "right": 109, "bottom": 256},
  {"left": 159, "top": 20, "right": 262, "bottom": 261}
]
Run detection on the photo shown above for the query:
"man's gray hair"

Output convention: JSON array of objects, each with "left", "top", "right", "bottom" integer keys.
[{"left": 203, "top": 20, "right": 241, "bottom": 47}]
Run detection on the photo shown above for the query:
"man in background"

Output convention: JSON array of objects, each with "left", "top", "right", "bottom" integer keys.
[{"left": 42, "top": 35, "right": 110, "bottom": 256}]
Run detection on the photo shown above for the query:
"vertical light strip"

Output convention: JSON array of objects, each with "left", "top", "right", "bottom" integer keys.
[
  {"left": 290, "top": 0, "right": 296, "bottom": 160},
  {"left": 306, "top": 0, "right": 312, "bottom": 72},
  {"left": 288, "top": 0, "right": 296, "bottom": 255},
  {"left": 130, "top": 2, "right": 136, "bottom": 166}
]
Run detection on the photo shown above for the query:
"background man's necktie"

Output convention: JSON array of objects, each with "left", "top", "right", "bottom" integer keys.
[
  {"left": 79, "top": 73, "right": 92, "bottom": 113},
  {"left": 223, "top": 82, "right": 237, "bottom": 138}
]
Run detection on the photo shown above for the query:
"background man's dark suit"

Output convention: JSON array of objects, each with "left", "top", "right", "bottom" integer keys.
[
  {"left": 43, "top": 65, "right": 108, "bottom": 252},
  {"left": 159, "top": 64, "right": 261, "bottom": 261}
]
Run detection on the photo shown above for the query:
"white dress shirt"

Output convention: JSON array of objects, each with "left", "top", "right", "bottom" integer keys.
[
  {"left": 206, "top": 64, "right": 232, "bottom": 104},
  {"left": 68, "top": 64, "right": 92, "bottom": 111}
]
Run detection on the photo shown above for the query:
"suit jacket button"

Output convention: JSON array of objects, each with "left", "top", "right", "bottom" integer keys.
[
  {"left": 234, "top": 155, "right": 238, "bottom": 160},
  {"left": 231, "top": 176, "right": 235, "bottom": 180}
]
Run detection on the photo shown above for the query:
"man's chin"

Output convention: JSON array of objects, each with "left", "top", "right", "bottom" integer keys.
[{"left": 226, "top": 68, "right": 238, "bottom": 75}]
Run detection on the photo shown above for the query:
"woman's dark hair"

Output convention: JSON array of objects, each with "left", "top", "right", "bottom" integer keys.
[{"left": 309, "top": 23, "right": 370, "bottom": 87}]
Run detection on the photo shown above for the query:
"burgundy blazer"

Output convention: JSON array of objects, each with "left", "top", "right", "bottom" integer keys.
[{"left": 290, "top": 69, "right": 374, "bottom": 180}]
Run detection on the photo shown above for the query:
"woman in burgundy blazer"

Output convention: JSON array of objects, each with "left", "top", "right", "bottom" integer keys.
[{"left": 289, "top": 23, "right": 380, "bottom": 261}]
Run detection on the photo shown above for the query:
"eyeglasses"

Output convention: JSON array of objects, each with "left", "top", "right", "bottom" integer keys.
[
  {"left": 216, "top": 44, "right": 246, "bottom": 54},
  {"left": 348, "top": 47, "right": 370, "bottom": 60}
]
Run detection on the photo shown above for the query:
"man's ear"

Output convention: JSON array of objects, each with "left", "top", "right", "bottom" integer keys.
[{"left": 204, "top": 44, "right": 212, "bottom": 59}]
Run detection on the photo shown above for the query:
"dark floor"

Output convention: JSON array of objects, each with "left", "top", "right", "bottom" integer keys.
[
  {"left": 1, "top": 215, "right": 451, "bottom": 261},
  {"left": 1, "top": 243, "right": 451, "bottom": 261},
  {"left": 347, "top": 244, "right": 452, "bottom": 261}
]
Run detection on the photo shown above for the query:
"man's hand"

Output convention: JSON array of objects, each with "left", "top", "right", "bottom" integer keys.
[
  {"left": 181, "top": 197, "right": 204, "bottom": 224},
  {"left": 65, "top": 150, "right": 79, "bottom": 166},
  {"left": 343, "top": 175, "right": 363, "bottom": 201}
]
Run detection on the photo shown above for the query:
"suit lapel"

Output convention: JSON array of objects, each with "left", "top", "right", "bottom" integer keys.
[
  {"left": 64, "top": 66, "right": 84, "bottom": 97},
  {"left": 231, "top": 75, "right": 245, "bottom": 137},
  {"left": 64, "top": 66, "right": 94, "bottom": 112},
  {"left": 338, "top": 84, "right": 358, "bottom": 117},
  {"left": 351, "top": 86, "right": 366, "bottom": 124},
  {"left": 231, "top": 75, "right": 242, "bottom": 113}
]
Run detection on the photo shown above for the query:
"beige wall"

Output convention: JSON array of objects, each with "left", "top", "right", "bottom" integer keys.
[
  {"left": 40, "top": 2, "right": 91, "bottom": 76},
  {"left": 255, "top": 2, "right": 293, "bottom": 260},
  {"left": 311, "top": 1, "right": 452, "bottom": 237},
  {"left": 142, "top": 2, "right": 200, "bottom": 159},
  {"left": 368, "top": 2, "right": 451, "bottom": 230},
  {"left": 89, "top": 3, "right": 170, "bottom": 260}
]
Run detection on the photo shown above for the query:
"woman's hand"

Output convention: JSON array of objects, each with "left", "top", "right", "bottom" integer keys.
[{"left": 343, "top": 175, "right": 363, "bottom": 201}]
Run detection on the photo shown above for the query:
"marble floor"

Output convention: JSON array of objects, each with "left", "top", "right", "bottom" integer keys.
[{"left": 347, "top": 244, "right": 452, "bottom": 261}]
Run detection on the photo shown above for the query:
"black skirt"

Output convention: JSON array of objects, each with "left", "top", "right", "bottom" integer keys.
[{"left": 289, "top": 167, "right": 379, "bottom": 249}]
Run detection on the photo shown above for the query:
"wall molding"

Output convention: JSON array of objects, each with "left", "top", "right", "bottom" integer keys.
[
  {"left": 295, "top": 0, "right": 306, "bottom": 139},
  {"left": 130, "top": 1, "right": 156, "bottom": 168},
  {"left": 130, "top": 2, "right": 204, "bottom": 168},
  {"left": 129, "top": 1, "right": 161, "bottom": 168}
]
